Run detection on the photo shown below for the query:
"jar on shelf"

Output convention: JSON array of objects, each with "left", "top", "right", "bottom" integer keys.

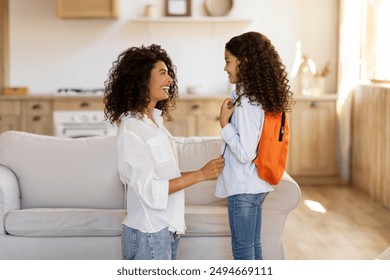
[
  {"left": 290, "top": 42, "right": 317, "bottom": 96},
  {"left": 299, "top": 55, "right": 317, "bottom": 96}
]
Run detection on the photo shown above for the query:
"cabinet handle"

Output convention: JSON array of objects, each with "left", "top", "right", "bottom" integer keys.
[
  {"left": 32, "top": 104, "right": 42, "bottom": 110},
  {"left": 310, "top": 101, "right": 320, "bottom": 108},
  {"left": 32, "top": 116, "right": 41, "bottom": 122},
  {"left": 191, "top": 104, "right": 200, "bottom": 110},
  {"left": 80, "top": 102, "right": 90, "bottom": 108}
]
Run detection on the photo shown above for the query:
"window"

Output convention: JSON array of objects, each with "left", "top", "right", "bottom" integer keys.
[{"left": 361, "top": 0, "right": 390, "bottom": 82}]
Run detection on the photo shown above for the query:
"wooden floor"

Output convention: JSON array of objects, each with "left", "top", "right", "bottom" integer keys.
[{"left": 283, "top": 183, "right": 390, "bottom": 260}]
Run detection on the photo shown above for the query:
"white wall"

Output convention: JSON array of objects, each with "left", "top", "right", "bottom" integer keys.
[{"left": 9, "top": 0, "right": 339, "bottom": 95}]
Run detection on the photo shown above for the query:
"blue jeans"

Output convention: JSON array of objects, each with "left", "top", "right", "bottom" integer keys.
[
  {"left": 121, "top": 225, "right": 180, "bottom": 260},
  {"left": 228, "top": 192, "right": 268, "bottom": 260}
]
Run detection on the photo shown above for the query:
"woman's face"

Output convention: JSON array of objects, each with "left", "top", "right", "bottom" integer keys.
[
  {"left": 148, "top": 60, "right": 172, "bottom": 103},
  {"left": 224, "top": 49, "right": 240, "bottom": 84}
]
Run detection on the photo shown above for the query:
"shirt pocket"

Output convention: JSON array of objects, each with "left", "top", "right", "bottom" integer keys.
[{"left": 147, "top": 135, "right": 174, "bottom": 163}]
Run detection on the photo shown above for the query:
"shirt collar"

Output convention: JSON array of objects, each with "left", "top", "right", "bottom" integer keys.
[{"left": 142, "top": 108, "right": 163, "bottom": 126}]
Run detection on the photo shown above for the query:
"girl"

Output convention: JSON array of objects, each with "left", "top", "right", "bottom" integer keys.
[
  {"left": 104, "top": 44, "right": 224, "bottom": 260},
  {"left": 217, "top": 32, "right": 294, "bottom": 260}
]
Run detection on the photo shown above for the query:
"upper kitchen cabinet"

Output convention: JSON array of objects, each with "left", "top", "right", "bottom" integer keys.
[{"left": 56, "top": 0, "right": 119, "bottom": 19}]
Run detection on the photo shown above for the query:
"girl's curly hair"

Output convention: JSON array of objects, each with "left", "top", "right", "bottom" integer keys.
[
  {"left": 104, "top": 44, "right": 178, "bottom": 125},
  {"left": 226, "top": 32, "right": 294, "bottom": 113}
]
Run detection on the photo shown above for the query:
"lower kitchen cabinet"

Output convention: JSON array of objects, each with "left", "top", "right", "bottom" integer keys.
[
  {"left": 289, "top": 95, "right": 338, "bottom": 176},
  {"left": 0, "top": 96, "right": 105, "bottom": 136},
  {"left": 0, "top": 115, "right": 20, "bottom": 133},
  {"left": 21, "top": 100, "right": 53, "bottom": 135},
  {"left": 0, "top": 100, "right": 21, "bottom": 133},
  {"left": 164, "top": 97, "right": 224, "bottom": 137},
  {"left": 53, "top": 100, "right": 104, "bottom": 111}
]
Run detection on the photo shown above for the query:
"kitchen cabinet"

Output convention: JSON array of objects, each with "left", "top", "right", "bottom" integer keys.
[
  {"left": 56, "top": 0, "right": 118, "bottom": 19},
  {"left": 21, "top": 100, "right": 53, "bottom": 135},
  {"left": 53, "top": 100, "right": 104, "bottom": 111},
  {"left": 0, "top": 100, "right": 21, "bottom": 133},
  {"left": 164, "top": 96, "right": 224, "bottom": 137},
  {"left": 352, "top": 84, "right": 390, "bottom": 210},
  {"left": 0, "top": 96, "right": 106, "bottom": 136},
  {"left": 0, "top": 99, "right": 53, "bottom": 135},
  {"left": 289, "top": 95, "right": 338, "bottom": 176}
]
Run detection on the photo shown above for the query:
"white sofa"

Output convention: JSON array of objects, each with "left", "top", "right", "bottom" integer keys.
[{"left": 0, "top": 131, "right": 300, "bottom": 260}]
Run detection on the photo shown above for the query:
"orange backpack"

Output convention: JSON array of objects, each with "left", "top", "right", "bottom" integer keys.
[{"left": 253, "top": 112, "right": 289, "bottom": 185}]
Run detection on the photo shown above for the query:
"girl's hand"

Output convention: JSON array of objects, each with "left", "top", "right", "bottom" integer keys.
[{"left": 220, "top": 98, "right": 235, "bottom": 128}]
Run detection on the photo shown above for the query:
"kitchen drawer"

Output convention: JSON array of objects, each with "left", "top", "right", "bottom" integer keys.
[
  {"left": 173, "top": 100, "right": 220, "bottom": 116},
  {"left": 172, "top": 101, "right": 202, "bottom": 115},
  {"left": 0, "top": 101, "right": 21, "bottom": 115},
  {"left": 23, "top": 101, "right": 52, "bottom": 114},
  {"left": 53, "top": 100, "right": 104, "bottom": 111},
  {"left": 167, "top": 97, "right": 225, "bottom": 137},
  {"left": 202, "top": 101, "right": 222, "bottom": 114}
]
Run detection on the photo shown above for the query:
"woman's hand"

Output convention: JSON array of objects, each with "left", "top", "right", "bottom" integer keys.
[
  {"left": 220, "top": 98, "right": 235, "bottom": 128},
  {"left": 168, "top": 156, "right": 224, "bottom": 194},
  {"left": 199, "top": 156, "right": 225, "bottom": 181}
]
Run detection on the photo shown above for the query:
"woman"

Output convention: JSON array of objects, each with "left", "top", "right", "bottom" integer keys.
[
  {"left": 217, "top": 32, "right": 294, "bottom": 260},
  {"left": 104, "top": 44, "right": 224, "bottom": 260}
]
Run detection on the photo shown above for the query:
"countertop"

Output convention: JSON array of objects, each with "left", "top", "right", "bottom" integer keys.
[{"left": 0, "top": 93, "right": 338, "bottom": 101}]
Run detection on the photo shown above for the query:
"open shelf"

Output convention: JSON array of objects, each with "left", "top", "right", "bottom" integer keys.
[{"left": 131, "top": 16, "right": 252, "bottom": 24}]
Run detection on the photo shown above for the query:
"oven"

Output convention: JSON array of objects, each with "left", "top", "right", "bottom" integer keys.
[
  {"left": 53, "top": 88, "right": 117, "bottom": 138},
  {"left": 53, "top": 110, "right": 117, "bottom": 138}
]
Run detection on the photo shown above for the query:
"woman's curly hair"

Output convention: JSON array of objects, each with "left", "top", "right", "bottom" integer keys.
[
  {"left": 104, "top": 44, "right": 178, "bottom": 125},
  {"left": 226, "top": 32, "right": 294, "bottom": 113}
]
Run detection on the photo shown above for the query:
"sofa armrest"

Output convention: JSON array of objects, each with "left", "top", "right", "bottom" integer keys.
[
  {"left": 0, "top": 165, "right": 21, "bottom": 235},
  {"left": 268, "top": 172, "right": 301, "bottom": 213},
  {"left": 262, "top": 171, "right": 301, "bottom": 259}
]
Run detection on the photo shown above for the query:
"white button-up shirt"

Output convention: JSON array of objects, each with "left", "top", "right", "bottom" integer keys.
[
  {"left": 117, "top": 109, "right": 184, "bottom": 234},
  {"left": 216, "top": 92, "right": 273, "bottom": 197}
]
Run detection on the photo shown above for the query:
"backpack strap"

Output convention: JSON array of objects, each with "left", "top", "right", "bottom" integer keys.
[{"left": 278, "top": 112, "right": 286, "bottom": 142}]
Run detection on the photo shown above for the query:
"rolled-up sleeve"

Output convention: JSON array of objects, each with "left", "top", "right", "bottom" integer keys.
[{"left": 118, "top": 130, "right": 170, "bottom": 210}]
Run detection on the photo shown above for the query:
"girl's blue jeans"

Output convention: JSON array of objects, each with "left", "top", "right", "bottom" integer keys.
[{"left": 228, "top": 192, "right": 269, "bottom": 260}]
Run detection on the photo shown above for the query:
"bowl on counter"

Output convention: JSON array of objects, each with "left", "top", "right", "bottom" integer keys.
[{"left": 186, "top": 85, "right": 205, "bottom": 95}]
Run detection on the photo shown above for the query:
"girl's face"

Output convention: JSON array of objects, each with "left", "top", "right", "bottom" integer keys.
[
  {"left": 148, "top": 60, "right": 172, "bottom": 103},
  {"left": 224, "top": 49, "right": 240, "bottom": 84}
]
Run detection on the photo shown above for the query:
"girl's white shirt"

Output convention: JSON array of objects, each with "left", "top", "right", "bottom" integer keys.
[
  {"left": 216, "top": 91, "right": 274, "bottom": 197},
  {"left": 117, "top": 109, "right": 185, "bottom": 234}
]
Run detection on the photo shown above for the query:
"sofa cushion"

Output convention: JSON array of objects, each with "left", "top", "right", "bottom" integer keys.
[
  {"left": 175, "top": 136, "right": 227, "bottom": 206},
  {"left": 0, "top": 131, "right": 124, "bottom": 209},
  {"left": 184, "top": 205, "right": 230, "bottom": 236},
  {"left": 5, "top": 208, "right": 126, "bottom": 237}
]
